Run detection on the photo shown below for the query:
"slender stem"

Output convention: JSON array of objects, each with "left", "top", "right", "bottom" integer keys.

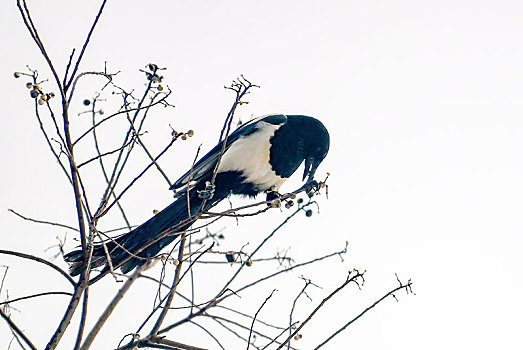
[
  {"left": 314, "top": 280, "right": 413, "bottom": 349},
  {"left": 0, "top": 250, "right": 75, "bottom": 287},
  {"left": 150, "top": 232, "right": 188, "bottom": 335},
  {"left": 0, "top": 308, "right": 37, "bottom": 350},
  {"left": 0, "top": 291, "right": 73, "bottom": 306},
  {"left": 80, "top": 263, "right": 151, "bottom": 350}
]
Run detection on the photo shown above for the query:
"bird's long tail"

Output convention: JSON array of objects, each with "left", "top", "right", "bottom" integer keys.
[{"left": 65, "top": 188, "right": 223, "bottom": 276}]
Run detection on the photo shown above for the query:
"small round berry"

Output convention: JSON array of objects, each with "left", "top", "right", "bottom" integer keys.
[
  {"left": 246, "top": 259, "right": 253, "bottom": 267},
  {"left": 83, "top": 99, "right": 90, "bottom": 106},
  {"left": 173, "top": 259, "right": 179, "bottom": 266},
  {"left": 13, "top": 72, "right": 20, "bottom": 79},
  {"left": 181, "top": 134, "right": 188, "bottom": 140},
  {"left": 157, "top": 85, "right": 163, "bottom": 91},
  {"left": 40, "top": 94, "right": 47, "bottom": 101},
  {"left": 187, "top": 129, "right": 194, "bottom": 137},
  {"left": 30, "top": 90, "right": 38, "bottom": 98},
  {"left": 148, "top": 63, "right": 157, "bottom": 71},
  {"left": 297, "top": 198, "right": 304, "bottom": 204},
  {"left": 38, "top": 98, "right": 45, "bottom": 105},
  {"left": 99, "top": 109, "right": 104, "bottom": 115},
  {"left": 305, "top": 209, "right": 313, "bottom": 217},
  {"left": 294, "top": 334, "right": 302, "bottom": 340},
  {"left": 26, "top": 82, "right": 33, "bottom": 89}
]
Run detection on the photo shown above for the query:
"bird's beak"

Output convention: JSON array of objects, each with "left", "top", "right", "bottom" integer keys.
[{"left": 303, "top": 156, "right": 318, "bottom": 183}]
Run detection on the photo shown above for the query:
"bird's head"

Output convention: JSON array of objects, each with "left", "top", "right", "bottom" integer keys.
[{"left": 300, "top": 117, "right": 330, "bottom": 183}]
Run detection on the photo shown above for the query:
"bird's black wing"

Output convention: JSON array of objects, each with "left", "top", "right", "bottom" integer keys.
[{"left": 170, "top": 114, "right": 287, "bottom": 195}]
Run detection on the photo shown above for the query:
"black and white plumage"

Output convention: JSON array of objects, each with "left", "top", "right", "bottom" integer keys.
[{"left": 65, "top": 114, "right": 329, "bottom": 276}]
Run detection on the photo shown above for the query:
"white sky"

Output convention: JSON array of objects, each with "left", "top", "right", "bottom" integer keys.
[{"left": 1, "top": 1, "right": 523, "bottom": 349}]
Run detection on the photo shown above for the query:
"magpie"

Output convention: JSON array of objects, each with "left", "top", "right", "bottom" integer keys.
[{"left": 65, "top": 114, "right": 329, "bottom": 276}]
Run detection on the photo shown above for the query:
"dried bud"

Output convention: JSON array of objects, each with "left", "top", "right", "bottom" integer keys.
[
  {"left": 246, "top": 259, "right": 253, "bottom": 267},
  {"left": 187, "top": 129, "right": 194, "bottom": 137},
  {"left": 99, "top": 109, "right": 104, "bottom": 115},
  {"left": 13, "top": 72, "right": 20, "bottom": 78},
  {"left": 26, "top": 82, "right": 33, "bottom": 89},
  {"left": 38, "top": 98, "right": 45, "bottom": 105},
  {"left": 285, "top": 200, "right": 294, "bottom": 209},
  {"left": 148, "top": 63, "right": 158, "bottom": 71},
  {"left": 294, "top": 334, "right": 302, "bottom": 340},
  {"left": 153, "top": 209, "right": 159, "bottom": 215},
  {"left": 225, "top": 251, "right": 236, "bottom": 263},
  {"left": 40, "top": 94, "right": 47, "bottom": 101},
  {"left": 157, "top": 85, "right": 163, "bottom": 91},
  {"left": 49, "top": 92, "right": 55, "bottom": 98}
]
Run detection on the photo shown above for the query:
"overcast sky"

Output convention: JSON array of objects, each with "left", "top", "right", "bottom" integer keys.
[{"left": 1, "top": 1, "right": 523, "bottom": 349}]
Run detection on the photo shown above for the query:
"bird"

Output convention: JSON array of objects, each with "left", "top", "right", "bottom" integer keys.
[{"left": 65, "top": 114, "right": 330, "bottom": 276}]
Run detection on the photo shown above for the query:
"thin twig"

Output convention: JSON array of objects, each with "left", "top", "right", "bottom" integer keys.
[
  {"left": 275, "top": 270, "right": 366, "bottom": 350},
  {"left": 80, "top": 262, "right": 153, "bottom": 350},
  {"left": 0, "top": 308, "right": 37, "bottom": 350},
  {"left": 0, "top": 250, "right": 75, "bottom": 287},
  {"left": 246, "top": 289, "right": 276, "bottom": 350},
  {"left": 8, "top": 208, "right": 79, "bottom": 232},
  {"left": 314, "top": 277, "right": 414, "bottom": 349},
  {"left": 0, "top": 291, "right": 73, "bottom": 306}
]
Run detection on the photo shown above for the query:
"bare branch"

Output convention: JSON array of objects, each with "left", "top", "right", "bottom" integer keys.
[
  {"left": 0, "top": 308, "right": 37, "bottom": 350},
  {"left": 314, "top": 277, "right": 414, "bottom": 349},
  {"left": 8, "top": 208, "right": 79, "bottom": 232},
  {"left": 0, "top": 250, "right": 75, "bottom": 287},
  {"left": 0, "top": 291, "right": 73, "bottom": 306}
]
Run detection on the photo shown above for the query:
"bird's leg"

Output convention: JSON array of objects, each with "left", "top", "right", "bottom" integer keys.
[
  {"left": 197, "top": 181, "right": 216, "bottom": 200},
  {"left": 266, "top": 188, "right": 284, "bottom": 208},
  {"left": 295, "top": 179, "right": 320, "bottom": 198}
]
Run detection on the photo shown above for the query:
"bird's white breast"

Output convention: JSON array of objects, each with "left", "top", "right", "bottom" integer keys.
[{"left": 218, "top": 121, "right": 286, "bottom": 191}]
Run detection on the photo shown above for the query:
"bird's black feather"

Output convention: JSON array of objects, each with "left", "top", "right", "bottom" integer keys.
[{"left": 65, "top": 114, "right": 329, "bottom": 276}]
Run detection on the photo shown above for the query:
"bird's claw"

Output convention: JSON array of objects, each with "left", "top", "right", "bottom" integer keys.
[
  {"left": 198, "top": 181, "right": 216, "bottom": 200},
  {"left": 266, "top": 189, "right": 283, "bottom": 208}
]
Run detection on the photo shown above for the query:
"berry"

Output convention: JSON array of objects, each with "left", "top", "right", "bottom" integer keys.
[
  {"left": 181, "top": 134, "right": 187, "bottom": 140},
  {"left": 13, "top": 72, "right": 20, "bottom": 78},
  {"left": 83, "top": 99, "right": 90, "bottom": 106},
  {"left": 187, "top": 129, "right": 194, "bottom": 137},
  {"left": 30, "top": 90, "right": 38, "bottom": 98},
  {"left": 297, "top": 198, "right": 304, "bottom": 204},
  {"left": 305, "top": 209, "right": 313, "bottom": 217},
  {"left": 157, "top": 85, "right": 163, "bottom": 91},
  {"left": 26, "top": 82, "right": 33, "bottom": 89}
]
